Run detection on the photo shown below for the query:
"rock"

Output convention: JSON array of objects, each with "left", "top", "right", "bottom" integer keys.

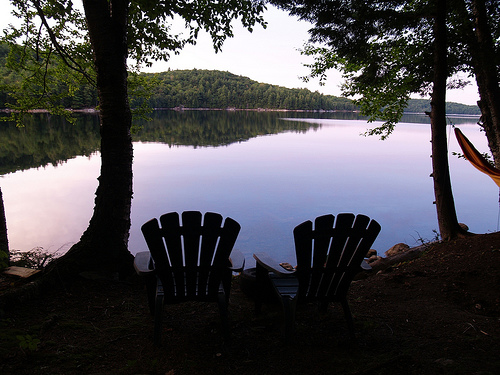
[
  {"left": 459, "top": 223, "right": 469, "bottom": 231},
  {"left": 385, "top": 243, "right": 410, "bottom": 257},
  {"left": 367, "top": 255, "right": 382, "bottom": 264},
  {"left": 366, "top": 249, "right": 377, "bottom": 258}
]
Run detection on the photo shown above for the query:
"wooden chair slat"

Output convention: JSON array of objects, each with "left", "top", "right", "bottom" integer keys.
[
  {"left": 293, "top": 220, "right": 313, "bottom": 272},
  {"left": 200, "top": 212, "right": 223, "bottom": 265},
  {"left": 312, "top": 214, "right": 335, "bottom": 268},
  {"left": 181, "top": 211, "right": 202, "bottom": 297},
  {"left": 159, "top": 212, "right": 185, "bottom": 295},
  {"left": 182, "top": 211, "right": 202, "bottom": 267},
  {"left": 197, "top": 213, "right": 223, "bottom": 295}
]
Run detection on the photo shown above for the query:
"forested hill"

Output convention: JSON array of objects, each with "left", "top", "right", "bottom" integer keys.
[
  {"left": 142, "top": 69, "right": 480, "bottom": 114},
  {"left": 145, "top": 69, "right": 356, "bottom": 111},
  {"left": 0, "top": 42, "right": 479, "bottom": 114}
]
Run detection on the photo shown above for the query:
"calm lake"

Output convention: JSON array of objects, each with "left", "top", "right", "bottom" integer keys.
[{"left": 1, "top": 110, "right": 497, "bottom": 266}]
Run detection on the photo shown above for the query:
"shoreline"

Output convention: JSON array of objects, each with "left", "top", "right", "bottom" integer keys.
[
  {"left": 0, "top": 107, "right": 361, "bottom": 114},
  {"left": 0, "top": 107, "right": 482, "bottom": 117}
]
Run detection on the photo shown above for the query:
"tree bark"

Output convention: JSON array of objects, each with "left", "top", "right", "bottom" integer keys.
[
  {"left": 430, "top": 0, "right": 467, "bottom": 241},
  {"left": 0, "top": 187, "right": 9, "bottom": 269},
  {"left": 470, "top": 0, "right": 500, "bottom": 167},
  {"left": 45, "top": 0, "right": 134, "bottom": 277}
]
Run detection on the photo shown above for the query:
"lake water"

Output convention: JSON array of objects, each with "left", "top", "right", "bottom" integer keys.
[{"left": 1, "top": 111, "right": 498, "bottom": 266}]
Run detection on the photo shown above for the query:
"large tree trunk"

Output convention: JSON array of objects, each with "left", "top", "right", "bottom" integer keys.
[
  {"left": 0, "top": 1, "right": 133, "bottom": 307},
  {"left": 431, "top": 0, "right": 467, "bottom": 240},
  {"left": 470, "top": 0, "right": 500, "bottom": 167},
  {"left": 45, "top": 0, "right": 134, "bottom": 278}
]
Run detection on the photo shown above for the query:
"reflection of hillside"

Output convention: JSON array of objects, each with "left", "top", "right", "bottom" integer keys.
[
  {"left": 0, "top": 111, "right": 326, "bottom": 174},
  {"left": 132, "top": 110, "right": 322, "bottom": 147},
  {"left": 1, "top": 110, "right": 479, "bottom": 175},
  {"left": 0, "top": 114, "right": 101, "bottom": 175}
]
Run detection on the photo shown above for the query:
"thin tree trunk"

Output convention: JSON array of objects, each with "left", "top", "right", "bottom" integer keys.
[
  {"left": 430, "top": 0, "right": 466, "bottom": 240},
  {"left": 0, "top": 187, "right": 9, "bottom": 269}
]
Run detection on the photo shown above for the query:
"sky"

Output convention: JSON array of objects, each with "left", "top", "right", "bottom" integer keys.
[{"left": 0, "top": 3, "right": 481, "bottom": 106}]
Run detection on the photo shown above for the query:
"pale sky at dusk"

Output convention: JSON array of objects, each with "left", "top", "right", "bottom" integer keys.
[{"left": 0, "top": 2, "right": 480, "bottom": 106}]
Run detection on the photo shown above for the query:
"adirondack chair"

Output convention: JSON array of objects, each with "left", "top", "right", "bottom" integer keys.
[
  {"left": 253, "top": 213, "right": 381, "bottom": 340},
  {"left": 133, "top": 211, "right": 244, "bottom": 346}
]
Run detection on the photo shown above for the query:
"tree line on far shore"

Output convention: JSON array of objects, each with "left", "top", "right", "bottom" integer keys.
[{"left": 0, "top": 45, "right": 479, "bottom": 115}]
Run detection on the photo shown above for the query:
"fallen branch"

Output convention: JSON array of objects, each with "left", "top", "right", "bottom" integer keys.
[{"left": 368, "top": 243, "right": 431, "bottom": 274}]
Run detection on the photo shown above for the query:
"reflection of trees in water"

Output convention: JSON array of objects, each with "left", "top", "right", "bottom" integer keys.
[
  {"left": 0, "top": 110, "right": 479, "bottom": 174},
  {"left": 0, "top": 113, "right": 101, "bottom": 175},
  {"left": 132, "top": 110, "right": 324, "bottom": 147}
]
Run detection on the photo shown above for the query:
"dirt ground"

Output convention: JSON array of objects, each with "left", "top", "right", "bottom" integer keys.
[{"left": 0, "top": 231, "right": 499, "bottom": 375}]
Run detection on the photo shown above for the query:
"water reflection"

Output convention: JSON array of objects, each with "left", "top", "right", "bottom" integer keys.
[
  {"left": 0, "top": 113, "right": 100, "bottom": 175},
  {"left": 1, "top": 111, "right": 496, "bottom": 266},
  {"left": 0, "top": 110, "right": 480, "bottom": 173}
]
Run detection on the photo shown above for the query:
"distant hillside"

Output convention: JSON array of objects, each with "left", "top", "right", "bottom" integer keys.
[
  {"left": 0, "top": 43, "right": 480, "bottom": 114},
  {"left": 143, "top": 69, "right": 356, "bottom": 111},
  {"left": 142, "top": 69, "right": 479, "bottom": 114},
  {"left": 406, "top": 98, "right": 480, "bottom": 115}
]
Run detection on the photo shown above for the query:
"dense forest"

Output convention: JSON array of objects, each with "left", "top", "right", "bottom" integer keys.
[
  {"left": 145, "top": 69, "right": 357, "bottom": 111},
  {"left": 0, "top": 44, "right": 479, "bottom": 114}
]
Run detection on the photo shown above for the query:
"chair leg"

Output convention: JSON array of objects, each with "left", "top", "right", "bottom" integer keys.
[
  {"left": 145, "top": 274, "right": 157, "bottom": 315},
  {"left": 281, "top": 295, "right": 297, "bottom": 341},
  {"left": 217, "top": 289, "right": 230, "bottom": 342},
  {"left": 153, "top": 281, "right": 164, "bottom": 346},
  {"left": 254, "top": 263, "right": 268, "bottom": 314},
  {"left": 340, "top": 298, "right": 356, "bottom": 339}
]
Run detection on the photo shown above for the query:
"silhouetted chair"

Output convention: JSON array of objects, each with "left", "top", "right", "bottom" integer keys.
[
  {"left": 134, "top": 211, "right": 244, "bottom": 346},
  {"left": 253, "top": 213, "right": 381, "bottom": 340}
]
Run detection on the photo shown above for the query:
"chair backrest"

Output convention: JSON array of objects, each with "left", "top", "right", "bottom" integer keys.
[
  {"left": 141, "top": 211, "right": 241, "bottom": 302},
  {"left": 293, "top": 213, "right": 381, "bottom": 302}
]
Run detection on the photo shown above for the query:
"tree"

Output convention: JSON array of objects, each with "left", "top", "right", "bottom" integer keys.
[
  {"left": 271, "top": 0, "right": 499, "bottom": 240},
  {"left": 430, "top": 0, "right": 465, "bottom": 240},
  {"left": 271, "top": 0, "right": 499, "bottom": 154},
  {"left": 467, "top": 0, "right": 500, "bottom": 167},
  {"left": 0, "top": 187, "right": 9, "bottom": 270},
  {"left": 1, "top": 0, "right": 265, "bottom": 280}
]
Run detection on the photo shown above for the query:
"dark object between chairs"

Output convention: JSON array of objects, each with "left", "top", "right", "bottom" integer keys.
[
  {"left": 134, "top": 211, "right": 244, "bottom": 346},
  {"left": 253, "top": 213, "right": 381, "bottom": 341}
]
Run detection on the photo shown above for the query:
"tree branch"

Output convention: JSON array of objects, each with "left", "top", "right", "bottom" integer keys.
[{"left": 32, "top": 0, "right": 96, "bottom": 86}]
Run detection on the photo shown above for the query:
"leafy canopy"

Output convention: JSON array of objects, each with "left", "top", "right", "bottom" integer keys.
[
  {"left": 272, "top": 0, "right": 498, "bottom": 138},
  {"left": 1, "top": 0, "right": 267, "bottom": 121}
]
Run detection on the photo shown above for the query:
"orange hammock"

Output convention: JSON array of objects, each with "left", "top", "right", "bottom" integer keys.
[{"left": 454, "top": 128, "right": 500, "bottom": 188}]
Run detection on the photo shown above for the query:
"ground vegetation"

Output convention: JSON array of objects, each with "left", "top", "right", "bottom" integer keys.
[{"left": 0, "top": 231, "right": 498, "bottom": 374}]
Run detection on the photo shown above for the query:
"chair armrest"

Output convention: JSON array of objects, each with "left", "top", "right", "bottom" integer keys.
[
  {"left": 360, "top": 259, "right": 372, "bottom": 272},
  {"left": 229, "top": 249, "right": 245, "bottom": 272},
  {"left": 253, "top": 252, "right": 296, "bottom": 276},
  {"left": 134, "top": 251, "right": 155, "bottom": 276}
]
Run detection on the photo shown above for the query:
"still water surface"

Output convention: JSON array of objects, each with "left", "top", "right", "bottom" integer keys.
[{"left": 1, "top": 111, "right": 497, "bottom": 265}]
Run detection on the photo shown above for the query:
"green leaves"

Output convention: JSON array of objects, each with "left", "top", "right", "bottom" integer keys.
[
  {"left": 128, "top": 0, "right": 267, "bottom": 67},
  {"left": 1, "top": 1, "right": 94, "bottom": 124},
  {"left": 276, "top": 0, "right": 489, "bottom": 138},
  {"left": 2, "top": 0, "right": 267, "bottom": 123},
  {"left": 17, "top": 334, "right": 40, "bottom": 351}
]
